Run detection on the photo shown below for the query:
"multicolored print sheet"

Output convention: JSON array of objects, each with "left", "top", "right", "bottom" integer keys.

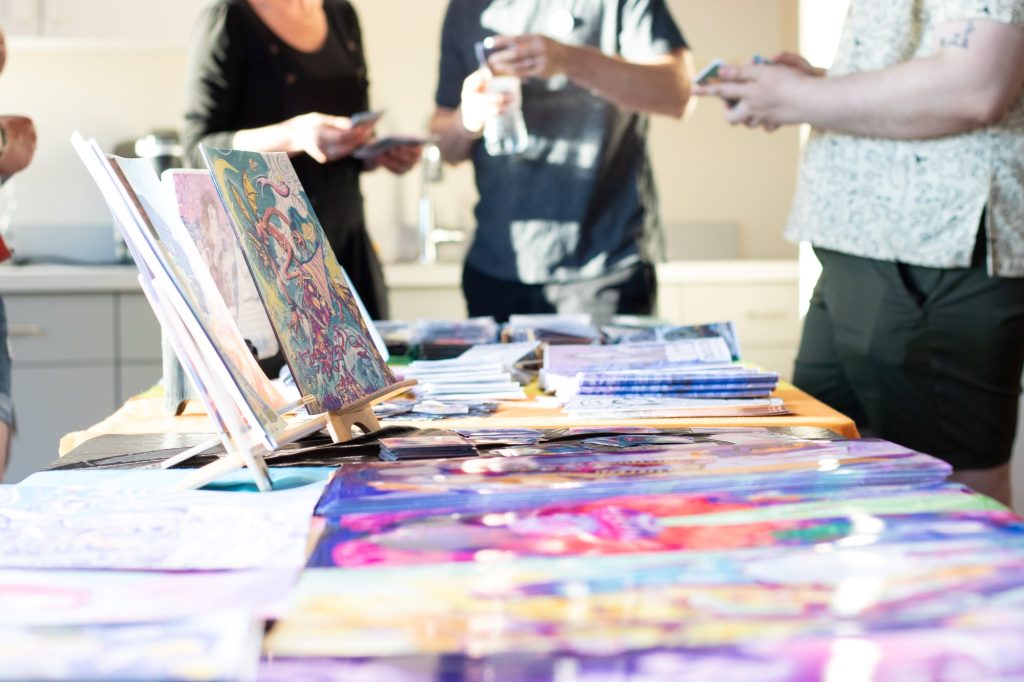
[
  {"left": 202, "top": 147, "right": 395, "bottom": 414},
  {"left": 268, "top": 535, "right": 1024, "bottom": 661},
  {"left": 308, "top": 485, "right": 1008, "bottom": 568},
  {"left": 314, "top": 439, "right": 953, "bottom": 515}
]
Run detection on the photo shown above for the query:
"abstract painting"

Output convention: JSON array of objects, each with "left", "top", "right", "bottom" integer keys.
[{"left": 202, "top": 148, "right": 395, "bottom": 414}]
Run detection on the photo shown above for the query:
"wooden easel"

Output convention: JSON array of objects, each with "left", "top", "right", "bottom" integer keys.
[{"left": 324, "top": 379, "right": 417, "bottom": 442}]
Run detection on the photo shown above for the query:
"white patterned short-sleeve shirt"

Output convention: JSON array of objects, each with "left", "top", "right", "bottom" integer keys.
[{"left": 786, "top": 0, "right": 1024, "bottom": 276}]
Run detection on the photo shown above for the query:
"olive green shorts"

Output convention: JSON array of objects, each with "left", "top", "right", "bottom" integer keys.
[{"left": 794, "top": 244, "right": 1024, "bottom": 470}]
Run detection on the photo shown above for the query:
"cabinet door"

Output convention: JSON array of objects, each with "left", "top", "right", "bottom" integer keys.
[
  {"left": 42, "top": 0, "right": 209, "bottom": 44},
  {"left": 673, "top": 283, "right": 801, "bottom": 345},
  {"left": 388, "top": 288, "right": 467, "bottom": 322},
  {"left": 7, "top": 365, "right": 116, "bottom": 483},
  {"left": 118, "top": 363, "right": 161, "bottom": 404},
  {"left": 5, "top": 294, "right": 115, "bottom": 365},
  {"left": 0, "top": 0, "right": 42, "bottom": 36},
  {"left": 118, "top": 293, "right": 162, "bottom": 363}
]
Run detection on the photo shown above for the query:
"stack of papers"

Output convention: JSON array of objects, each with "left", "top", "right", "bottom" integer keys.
[
  {"left": 379, "top": 434, "right": 478, "bottom": 461},
  {"left": 401, "top": 342, "right": 538, "bottom": 401},
  {"left": 452, "top": 427, "right": 544, "bottom": 446},
  {"left": 72, "top": 134, "right": 321, "bottom": 491},
  {"left": 569, "top": 367, "right": 780, "bottom": 398},
  {"left": 602, "top": 320, "right": 742, "bottom": 360},
  {"left": 563, "top": 395, "right": 788, "bottom": 419},
  {"left": 503, "top": 313, "right": 601, "bottom": 345},
  {"left": 411, "top": 318, "right": 500, "bottom": 359},
  {"left": 542, "top": 338, "right": 738, "bottom": 394},
  {"left": 542, "top": 337, "right": 783, "bottom": 417},
  {"left": 314, "top": 438, "right": 952, "bottom": 515}
]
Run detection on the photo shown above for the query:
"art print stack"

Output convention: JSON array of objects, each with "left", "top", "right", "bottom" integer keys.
[
  {"left": 314, "top": 436, "right": 952, "bottom": 515},
  {"left": 542, "top": 336, "right": 784, "bottom": 418},
  {"left": 262, "top": 427, "right": 1024, "bottom": 681},
  {"left": 74, "top": 134, "right": 406, "bottom": 489},
  {"left": 72, "top": 133, "right": 326, "bottom": 491}
]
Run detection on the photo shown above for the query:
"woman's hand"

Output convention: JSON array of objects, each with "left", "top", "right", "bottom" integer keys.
[
  {"left": 0, "top": 116, "right": 36, "bottom": 177},
  {"left": 377, "top": 143, "right": 422, "bottom": 175},
  {"left": 287, "top": 112, "right": 374, "bottom": 163}
]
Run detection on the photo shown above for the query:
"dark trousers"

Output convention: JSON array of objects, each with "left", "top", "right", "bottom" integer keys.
[
  {"left": 794, "top": 237, "right": 1024, "bottom": 470},
  {"left": 462, "top": 261, "right": 657, "bottom": 325}
]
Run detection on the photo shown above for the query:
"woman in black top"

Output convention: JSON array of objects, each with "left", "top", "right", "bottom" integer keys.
[{"left": 182, "top": 0, "right": 419, "bottom": 320}]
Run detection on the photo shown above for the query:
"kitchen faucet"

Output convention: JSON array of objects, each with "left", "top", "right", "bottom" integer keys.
[{"left": 417, "top": 143, "right": 464, "bottom": 263}]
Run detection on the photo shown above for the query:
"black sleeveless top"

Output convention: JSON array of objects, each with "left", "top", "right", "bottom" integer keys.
[{"left": 182, "top": 0, "right": 388, "bottom": 318}]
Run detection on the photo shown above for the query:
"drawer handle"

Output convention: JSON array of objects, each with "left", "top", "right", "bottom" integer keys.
[
  {"left": 745, "top": 310, "right": 787, "bottom": 321},
  {"left": 8, "top": 324, "right": 44, "bottom": 337}
]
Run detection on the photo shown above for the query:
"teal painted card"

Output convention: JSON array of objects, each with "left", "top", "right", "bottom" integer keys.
[{"left": 202, "top": 147, "right": 395, "bottom": 413}]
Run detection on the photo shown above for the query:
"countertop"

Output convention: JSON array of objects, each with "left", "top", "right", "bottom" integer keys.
[
  {"left": 0, "top": 259, "right": 800, "bottom": 295},
  {"left": 0, "top": 264, "right": 142, "bottom": 294}
]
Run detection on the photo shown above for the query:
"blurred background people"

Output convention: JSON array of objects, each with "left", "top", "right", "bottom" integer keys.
[
  {"left": 697, "top": 2, "right": 1024, "bottom": 505},
  {"left": 430, "top": 0, "right": 694, "bottom": 324},
  {"left": 182, "top": 0, "right": 421, "bottom": 322},
  {"left": 0, "top": 26, "right": 38, "bottom": 481}
]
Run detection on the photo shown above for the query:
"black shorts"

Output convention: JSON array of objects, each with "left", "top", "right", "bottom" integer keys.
[
  {"left": 793, "top": 240, "right": 1024, "bottom": 470},
  {"left": 461, "top": 261, "right": 657, "bottom": 325}
]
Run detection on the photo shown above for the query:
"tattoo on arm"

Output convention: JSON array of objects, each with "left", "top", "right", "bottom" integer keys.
[{"left": 940, "top": 20, "right": 976, "bottom": 49}]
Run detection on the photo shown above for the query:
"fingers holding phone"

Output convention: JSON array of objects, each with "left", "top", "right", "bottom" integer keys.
[{"left": 288, "top": 112, "right": 375, "bottom": 163}]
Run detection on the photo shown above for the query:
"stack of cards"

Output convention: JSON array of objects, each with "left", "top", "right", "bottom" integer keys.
[
  {"left": 541, "top": 338, "right": 735, "bottom": 394},
  {"left": 378, "top": 434, "right": 479, "bottom": 461},
  {"left": 502, "top": 314, "right": 601, "bottom": 345},
  {"left": 412, "top": 318, "right": 500, "bottom": 359},
  {"left": 452, "top": 428, "right": 544, "bottom": 446},
  {"left": 571, "top": 367, "right": 780, "bottom": 399}
]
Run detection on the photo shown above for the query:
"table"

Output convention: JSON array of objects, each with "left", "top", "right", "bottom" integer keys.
[{"left": 58, "top": 382, "right": 859, "bottom": 457}]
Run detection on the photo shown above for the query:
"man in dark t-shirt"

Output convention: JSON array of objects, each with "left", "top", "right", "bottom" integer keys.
[{"left": 430, "top": 0, "right": 693, "bottom": 324}]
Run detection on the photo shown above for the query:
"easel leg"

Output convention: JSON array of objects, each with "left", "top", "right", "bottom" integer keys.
[{"left": 326, "top": 405, "right": 381, "bottom": 443}]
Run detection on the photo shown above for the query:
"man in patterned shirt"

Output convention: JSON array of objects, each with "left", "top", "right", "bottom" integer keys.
[{"left": 697, "top": 2, "right": 1024, "bottom": 504}]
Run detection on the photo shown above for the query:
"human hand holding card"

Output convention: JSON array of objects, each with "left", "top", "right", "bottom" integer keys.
[{"left": 353, "top": 135, "right": 430, "bottom": 161}]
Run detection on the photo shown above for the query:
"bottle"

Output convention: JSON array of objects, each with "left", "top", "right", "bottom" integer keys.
[{"left": 483, "top": 76, "right": 529, "bottom": 156}]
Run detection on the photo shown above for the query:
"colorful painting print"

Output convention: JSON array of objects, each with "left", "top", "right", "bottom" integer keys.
[
  {"left": 308, "top": 485, "right": 1009, "bottom": 568},
  {"left": 314, "top": 438, "right": 953, "bottom": 515},
  {"left": 110, "top": 157, "right": 286, "bottom": 421},
  {"left": 0, "top": 610, "right": 259, "bottom": 682},
  {"left": 258, "top": 632, "right": 1024, "bottom": 682},
  {"left": 266, "top": 536, "right": 1024, "bottom": 660},
  {"left": 0, "top": 568, "right": 295, "bottom": 626},
  {"left": 0, "top": 483, "right": 325, "bottom": 570},
  {"left": 202, "top": 147, "right": 395, "bottom": 414},
  {"left": 165, "top": 170, "right": 279, "bottom": 359}
]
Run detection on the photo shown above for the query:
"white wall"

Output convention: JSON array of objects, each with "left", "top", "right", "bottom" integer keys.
[{"left": 0, "top": 0, "right": 801, "bottom": 264}]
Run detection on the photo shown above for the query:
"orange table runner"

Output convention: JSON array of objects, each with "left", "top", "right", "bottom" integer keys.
[{"left": 59, "top": 382, "right": 858, "bottom": 457}]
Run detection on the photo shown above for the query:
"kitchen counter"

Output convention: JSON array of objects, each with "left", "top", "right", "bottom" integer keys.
[
  {"left": 0, "top": 260, "right": 801, "bottom": 293},
  {"left": 0, "top": 264, "right": 142, "bottom": 294}
]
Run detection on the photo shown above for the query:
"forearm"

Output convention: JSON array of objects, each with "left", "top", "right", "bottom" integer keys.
[
  {"left": 791, "top": 20, "right": 1024, "bottom": 139},
  {"left": 795, "top": 56, "right": 1014, "bottom": 139},
  {"left": 564, "top": 47, "right": 692, "bottom": 118},
  {"left": 231, "top": 121, "right": 297, "bottom": 153},
  {"left": 429, "top": 107, "right": 477, "bottom": 164}
]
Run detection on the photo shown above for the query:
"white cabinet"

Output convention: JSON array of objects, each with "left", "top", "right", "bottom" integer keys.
[
  {"left": 3, "top": 287, "right": 161, "bottom": 483},
  {"left": 3, "top": 0, "right": 209, "bottom": 45},
  {"left": 382, "top": 261, "right": 803, "bottom": 379},
  {"left": 0, "top": 0, "right": 42, "bottom": 35},
  {"left": 385, "top": 264, "right": 467, "bottom": 322},
  {"left": 656, "top": 261, "right": 801, "bottom": 380}
]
